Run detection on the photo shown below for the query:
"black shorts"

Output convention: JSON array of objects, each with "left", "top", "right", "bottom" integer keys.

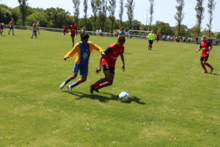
[
  {"left": 200, "top": 56, "right": 208, "bottom": 61},
  {"left": 149, "top": 40, "right": 153, "bottom": 45},
  {"left": 71, "top": 34, "right": 75, "bottom": 38},
  {"left": 103, "top": 64, "right": 115, "bottom": 74}
]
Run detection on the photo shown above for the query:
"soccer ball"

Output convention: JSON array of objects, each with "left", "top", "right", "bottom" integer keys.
[{"left": 119, "top": 91, "right": 129, "bottom": 101}]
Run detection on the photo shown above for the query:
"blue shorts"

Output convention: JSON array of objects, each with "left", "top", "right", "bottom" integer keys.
[
  {"left": 33, "top": 30, "right": 36, "bottom": 33},
  {"left": 1, "top": 27, "right": 3, "bottom": 30},
  {"left": 10, "top": 27, "right": 13, "bottom": 29},
  {"left": 72, "top": 64, "right": 88, "bottom": 75}
]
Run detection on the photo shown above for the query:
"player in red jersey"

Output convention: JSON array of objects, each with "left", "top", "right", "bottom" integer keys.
[
  {"left": 63, "top": 26, "right": 67, "bottom": 35},
  {"left": 156, "top": 33, "right": 160, "bottom": 43},
  {"left": 90, "top": 36, "right": 126, "bottom": 94},
  {"left": 196, "top": 35, "right": 214, "bottom": 73},
  {"left": 70, "top": 22, "right": 77, "bottom": 47}
]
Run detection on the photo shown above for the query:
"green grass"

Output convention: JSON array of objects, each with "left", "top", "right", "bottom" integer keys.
[{"left": 0, "top": 29, "right": 219, "bottom": 147}]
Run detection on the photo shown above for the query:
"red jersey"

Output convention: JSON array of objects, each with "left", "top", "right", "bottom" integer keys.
[
  {"left": 63, "top": 26, "right": 66, "bottom": 31},
  {"left": 200, "top": 41, "right": 211, "bottom": 57},
  {"left": 157, "top": 33, "right": 159, "bottom": 39},
  {"left": 102, "top": 43, "right": 124, "bottom": 67},
  {"left": 70, "top": 25, "right": 76, "bottom": 35}
]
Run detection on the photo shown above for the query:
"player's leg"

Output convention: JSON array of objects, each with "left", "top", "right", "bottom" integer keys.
[
  {"left": 12, "top": 28, "right": 14, "bottom": 35},
  {"left": 60, "top": 64, "right": 80, "bottom": 89},
  {"left": 201, "top": 60, "right": 207, "bottom": 73},
  {"left": 71, "top": 34, "right": 75, "bottom": 47},
  {"left": 67, "top": 64, "right": 88, "bottom": 92},
  {"left": 35, "top": 31, "right": 37, "bottom": 38},
  {"left": 95, "top": 67, "right": 115, "bottom": 89},
  {"left": 8, "top": 28, "right": 11, "bottom": 34}
]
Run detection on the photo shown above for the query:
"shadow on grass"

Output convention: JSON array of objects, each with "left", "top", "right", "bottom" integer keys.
[{"left": 63, "top": 91, "right": 145, "bottom": 105}]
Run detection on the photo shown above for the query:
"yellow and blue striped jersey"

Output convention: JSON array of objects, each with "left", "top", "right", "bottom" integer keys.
[{"left": 64, "top": 41, "right": 104, "bottom": 65}]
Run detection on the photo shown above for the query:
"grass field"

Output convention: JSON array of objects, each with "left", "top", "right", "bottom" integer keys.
[{"left": 0, "top": 29, "right": 220, "bottom": 147}]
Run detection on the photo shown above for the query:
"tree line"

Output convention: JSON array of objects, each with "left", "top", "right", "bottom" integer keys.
[{"left": 0, "top": 0, "right": 219, "bottom": 38}]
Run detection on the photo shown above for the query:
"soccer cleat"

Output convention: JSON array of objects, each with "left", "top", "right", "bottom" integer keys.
[
  {"left": 94, "top": 89, "right": 99, "bottom": 93},
  {"left": 203, "top": 71, "right": 208, "bottom": 73},
  {"left": 67, "top": 85, "right": 72, "bottom": 93},
  {"left": 211, "top": 67, "right": 214, "bottom": 73},
  {"left": 60, "top": 82, "right": 65, "bottom": 89},
  {"left": 90, "top": 85, "right": 95, "bottom": 94}
]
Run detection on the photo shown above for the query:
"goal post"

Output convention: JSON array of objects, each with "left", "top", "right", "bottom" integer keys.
[{"left": 126, "top": 30, "right": 151, "bottom": 39}]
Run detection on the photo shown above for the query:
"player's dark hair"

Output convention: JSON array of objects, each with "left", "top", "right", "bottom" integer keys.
[
  {"left": 81, "top": 32, "right": 89, "bottom": 39},
  {"left": 118, "top": 36, "right": 126, "bottom": 42}
]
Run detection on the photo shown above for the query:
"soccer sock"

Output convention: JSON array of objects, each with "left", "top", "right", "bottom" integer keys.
[
  {"left": 95, "top": 84, "right": 101, "bottom": 89},
  {"left": 72, "top": 43, "right": 74, "bottom": 47},
  {"left": 64, "top": 78, "right": 70, "bottom": 84},
  {"left": 70, "top": 81, "right": 78, "bottom": 88},
  {"left": 92, "top": 82, "right": 99, "bottom": 88},
  {"left": 202, "top": 64, "right": 207, "bottom": 71},
  {"left": 31, "top": 34, "right": 33, "bottom": 38},
  {"left": 205, "top": 63, "right": 213, "bottom": 69}
]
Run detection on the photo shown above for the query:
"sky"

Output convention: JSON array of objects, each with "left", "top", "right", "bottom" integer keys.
[{"left": 1, "top": 0, "right": 220, "bottom": 32}]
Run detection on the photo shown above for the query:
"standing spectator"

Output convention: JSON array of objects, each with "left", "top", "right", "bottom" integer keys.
[
  {"left": 82, "top": 25, "right": 86, "bottom": 33},
  {"left": 148, "top": 30, "right": 155, "bottom": 50},
  {"left": 96, "top": 29, "right": 99, "bottom": 36},
  {"left": 196, "top": 35, "right": 214, "bottom": 73},
  {"left": 99, "top": 29, "right": 102, "bottom": 36},
  {"left": 216, "top": 39, "right": 219, "bottom": 46},
  {"left": 8, "top": 19, "right": 14, "bottom": 35},
  {"left": 70, "top": 22, "right": 77, "bottom": 47},
  {"left": 37, "top": 21, "right": 40, "bottom": 34}
]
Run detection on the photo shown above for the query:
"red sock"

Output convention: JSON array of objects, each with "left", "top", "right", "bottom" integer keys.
[
  {"left": 93, "top": 82, "right": 99, "bottom": 88},
  {"left": 205, "top": 63, "right": 213, "bottom": 69},
  {"left": 202, "top": 64, "right": 207, "bottom": 71},
  {"left": 95, "top": 84, "right": 101, "bottom": 89}
]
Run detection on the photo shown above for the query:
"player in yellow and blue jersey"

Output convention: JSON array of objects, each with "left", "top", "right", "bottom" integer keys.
[
  {"left": 31, "top": 22, "right": 38, "bottom": 38},
  {"left": 60, "top": 32, "right": 106, "bottom": 93},
  {"left": 118, "top": 27, "right": 126, "bottom": 38},
  {"left": 8, "top": 19, "right": 14, "bottom": 35}
]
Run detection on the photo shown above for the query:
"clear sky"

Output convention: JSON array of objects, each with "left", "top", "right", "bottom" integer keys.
[{"left": 1, "top": 0, "right": 220, "bottom": 32}]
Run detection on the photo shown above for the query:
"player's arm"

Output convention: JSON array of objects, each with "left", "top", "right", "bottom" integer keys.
[
  {"left": 124, "top": 32, "right": 126, "bottom": 37},
  {"left": 89, "top": 41, "right": 105, "bottom": 54},
  {"left": 96, "top": 47, "right": 113, "bottom": 73},
  {"left": 120, "top": 51, "right": 125, "bottom": 72},
  {"left": 207, "top": 42, "right": 213, "bottom": 54},
  {"left": 64, "top": 43, "right": 80, "bottom": 60},
  {"left": 35, "top": 24, "right": 38, "bottom": 30},
  {"left": 196, "top": 44, "right": 202, "bottom": 52}
]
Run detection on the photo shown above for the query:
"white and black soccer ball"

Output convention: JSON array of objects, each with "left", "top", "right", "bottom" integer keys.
[{"left": 119, "top": 91, "right": 129, "bottom": 101}]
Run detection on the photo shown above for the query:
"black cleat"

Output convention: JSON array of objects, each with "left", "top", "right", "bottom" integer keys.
[
  {"left": 90, "top": 85, "right": 95, "bottom": 94},
  {"left": 94, "top": 89, "right": 99, "bottom": 93}
]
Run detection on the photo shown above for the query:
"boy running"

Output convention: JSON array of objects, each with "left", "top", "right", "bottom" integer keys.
[
  {"left": 196, "top": 35, "right": 214, "bottom": 73},
  {"left": 90, "top": 36, "right": 126, "bottom": 94},
  {"left": 60, "top": 33, "right": 106, "bottom": 92},
  {"left": 118, "top": 27, "right": 126, "bottom": 38}
]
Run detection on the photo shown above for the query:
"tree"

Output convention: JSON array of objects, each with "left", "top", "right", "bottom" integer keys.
[
  {"left": 119, "top": 0, "right": 124, "bottom": 27},
  {"left": 98, "top": 0, "right": 107, "bottom": 31},
  {"left": 91, "top": 0, "right": 100, "bottom": 30},
  {"left": 148, "top": 0, "right": 154, "bottom": 31},
  {"left": 195, "top": 0, "right": 204, "bottom": 36},
  {"left": 108, "top": 0, "right": 116, "bottom": 33},
  {"left": 175, "top": 0, "right": 184, "bottom": 37},
  {"left": 216, "top": 32, "right": 220, "bottom": 39},
  {"left": 73, "top": 0, "right": 80, "bottom": 27},
  {"left": 0, "top": 4, "right": 12, "bottom": 23},
  {"left": 125, "top": 0, "right": 135, "bottom": 29},
  {"left": 18, "top": 0, "right": 28, "bottom": 25},
  {"left": 83, "top": 0, "right": 88, "bottom": 27},
  {"left": 207, "top": 0, "right": 216, "bottom": 37}
]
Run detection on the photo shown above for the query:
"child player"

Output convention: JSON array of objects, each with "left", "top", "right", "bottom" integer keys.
[
  {"left": 90, "top": 36, "right": 126, "bottom": 94},
  {"left": 196, "top": 35, "right": 214, "bottom": 73},
  {"left": 8, "top": 19, "right": 14, "bottom": 35},
  {"left": 31, "top": 22, "right": 38, "bottom": 38},
  {"left": 60, "top": 33, "right": 106, "bottom": 93},
  {"left": 70, "top": 22, "right": 77, "bottom": 47}
]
